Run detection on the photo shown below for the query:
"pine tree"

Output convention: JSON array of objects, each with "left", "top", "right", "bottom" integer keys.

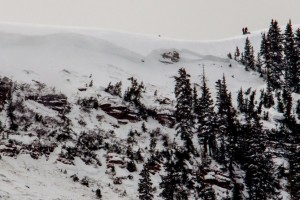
[
  {"left": 260, "top": 33, "right": 272, "bottom": 79},
  {"left": 243, "top": 37, "right": 255, "bottom": 71},
  {"left": 192, "top": 84, "right": 198, "bottom": 126},
  {"left": 215, "top": 75, "right": 231, "bottom": 115},
  {"left": 196, "top": 70, "right": 216, "bottom": 158},
  {"left": 174, "top": 148, "right": 194, "bottom": 199},
  {"left": 124, "top": 77, "right": 148, "bottom": 119},
  {"left": 268, "top": 19, "right": 284, "bottom": 89},
  {"left": 240, "top": 52, "right": 245, "bottom": 65},
  {"left": 160, "top": 149, "right": 180, "bottom": 200},
  {"left": 289, "top": 145, "right": 300, "bottom": 200},
  {"left": 256, "top": 53, "right": 264, "bottom": 77},
  {"left": 193, "top": 85, "right": 198, "bottom": 114},
  {"left": 263, "top": 76, "right": 275, "bottom": 108},
  {"left": 232, "top": 183, "right": 244, "bottom": 200},
  {"left": 105, "top": 81, "right": 122, "bottom": 97},
  {"left": 224, "top": 93, "right": 240, "bottom": 177},
  {"left": 293, "top": 28, "right": 300, "bottom": 93},
  {"left": 214, "top": 76, "right": 231, "bottom": 165},
  {"left": 237, "top": 88, "right": 245, "bottom": 112},
  {"left": 284, "top": 20, "right": 300, "bottom": 93},
  {"left": 138, "top": 162, "right": 153, "bottom": 200},
  {"left": 234, "top": 46, "right": 240, "bottom": 61},
  {"left": 241, "top": 116, "right": 280, "bottom": 199},
  {"left": 245, "top": 90, "right": 256, "bottom": 120},
  {"left": 282, "top": 88, "right": 296, "bottom": 130},
  {"left": 174, "top": 68, "right": 195, "bottom": 153},
  {"left": 296, "top": 100, "right": 300, "bottom": 120},
  {"left": 276, "top": 91, "right": 285, "bottom": 113},
  {"left": 215, "top": 75, "right": 240, "bottom": 169}
]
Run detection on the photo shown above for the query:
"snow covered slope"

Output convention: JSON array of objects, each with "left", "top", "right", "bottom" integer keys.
[
  {"left": 0, "top": 23, "right": 266, "bottom": 96},
  {"left": 0, "top": 23, "right": 288, "bottom": 199}
]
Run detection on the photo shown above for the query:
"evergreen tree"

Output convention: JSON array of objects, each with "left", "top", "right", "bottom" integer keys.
[
  {"left": 260, "top": 33, "right": 268, "bottom": 62},
  {"left": 224, "top": 93, "right": 240, "bottom": 177},
  {"left": 193, "top": 85, "right": 198, "bottom": 114},
  {"left": 237, "top": 88, "right": 245, "bottom": 112},
  {"left": 241, "top": 116, "right": 280, "bottom": 199},
  {"left": 268, "top": 19, "right": 284, "bottom": 89},
  {"left": 215, "top": 75, "right": 231, "bottom": 115},
  {"left": 196, "top": 70, "right": 216, "bottom": 158},
  {"left": 256, "top": 53, "right": 264, "bottom": 77},
  {"left": 159, "top": 144, "right": 193, "bottom": 200},
  {"left": 215, "top": 75, "right": 240, "bottom": 169},
  {"left": 124, "top": 77, "right": 148, "bottom": 119},
  {"left": 105, "top": 81, "right": 122, "bottom": 97},
  {"left": 263, "top": 76, "right": 275, "bottom": 108},
  {"left": 296, "top": 100, "right": 300, "bottom": 120},
  {"left": 282, "top": 88, "right": 296, "bottom": 129},
  {"left": 283, "top": 20, "right": 300, "bottom": 93},
  {"left": 245, "top": 90, "right": 256, "bottom": 120},
  {"left": 160, "top": 154, "right": 178, "bottom": 200},
  {"left": 293, "top": 28, "right": 300, "bottom": 93},
  {"left": 232, "top": 183, "right": 244, "bottom": 200},
  {"left": 192, "top": 84, "right": 199, "bottom": 126},
  {"left": 240, "top": 52, "right": 245, "bottom": 65},
  {"left": 276, "top": 91, "right": 285, "bottom": 113},
  {"left": 260, "top": 33, "right": 272, "bottom": 79},
  {"left": 234, "top": 46, "right": 240, "bottom": 61},
  {"left": 174, "top": 148, "right": 194, "bottom": 199},
  {"left": 138, "top": 162, "right": 153, "bottom": 200},
  {"left": 174, "top": 68, "right": 195, "bottom": 153},
  {"left": 289, "top": 145, "right": 300, "bottom": 200},
  {"left": 243, "top": 37, "right": 255, "bottom": 71}
]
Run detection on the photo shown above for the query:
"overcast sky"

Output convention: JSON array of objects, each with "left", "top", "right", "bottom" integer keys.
[{"left": 0, "top": 0, "right": 299, "bottom": 40}]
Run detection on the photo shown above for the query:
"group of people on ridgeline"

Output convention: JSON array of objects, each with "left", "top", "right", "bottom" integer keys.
[{"left": 242, "top": 27, "right": 250, "bottom": 35}]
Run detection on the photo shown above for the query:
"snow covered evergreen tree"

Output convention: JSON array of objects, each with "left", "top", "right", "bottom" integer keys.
[
  {"left": 174, "top": 68, "right": 195, "bottom": 153},
  {"left": 234, "top": 46, "right": 240, "bottom": 61},
  {"left": 160, "top": 149, "right": 181, "bottom": 200},
  {"left": 124, "top": 77, "right": 148, "bottom": 119},
  {"left": 237, "top": 87, "right": 245, "bottom": 112},
  {"left": 283, "top": 20, "right": 300, "bottom": 93},
  {"left": 256, "top": 53, "right": 263, "bottom": 77},
  {"left": 263, "top": 76, "right": 275, "bottom": 108},
  {"left": 289, "top": 145, "right": 300, "bottom": 200},
  {"left": 195, "top": 70, "right": 217, "bottom": 158},
  {"left": 138, "top": 162, "right": 153, "bottom": 200},
  {"left": 241, "top": 115, "right": 280, "bottom": 199},
  {"left": 243, "top": 37, "right": 255, "bottom": 71},
  {"left": 296, "top": 100, "right": 300, "bottom": 120},
  {"left": 268, "top": 19, "right": 284, "bottom": 89},
  {"left": 293, "top": 28, "right": 300, "bottom": 93}
]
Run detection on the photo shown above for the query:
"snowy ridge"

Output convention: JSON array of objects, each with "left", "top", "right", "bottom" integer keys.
[{"left": 0, "top": 22, "right": 298, "bottom": 199}]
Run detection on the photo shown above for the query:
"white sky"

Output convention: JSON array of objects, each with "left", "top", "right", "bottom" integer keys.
[{"left": 0, "top": 0, "right": 299, "bottom": 40}]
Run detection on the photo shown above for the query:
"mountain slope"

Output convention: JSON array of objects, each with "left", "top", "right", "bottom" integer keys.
[{"left": 0, "top": 23, "right": 296, "bottom": 199}]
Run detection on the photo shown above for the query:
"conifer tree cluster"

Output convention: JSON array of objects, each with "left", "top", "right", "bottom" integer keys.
[
  {"left": 235, "top": 19, "right": 300, "bottom": 94},
  {"left": 156, "top": 66, "right": 287, "bottom": 199}
]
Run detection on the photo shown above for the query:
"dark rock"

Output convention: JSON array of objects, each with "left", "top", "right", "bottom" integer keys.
[{"left": 100, "top": 104, "right": 140, "bottom": 122}]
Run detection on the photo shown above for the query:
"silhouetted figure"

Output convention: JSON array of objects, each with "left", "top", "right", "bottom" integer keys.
[{"left": 242, "top": 27, "right": 250, "bottom": 35}]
